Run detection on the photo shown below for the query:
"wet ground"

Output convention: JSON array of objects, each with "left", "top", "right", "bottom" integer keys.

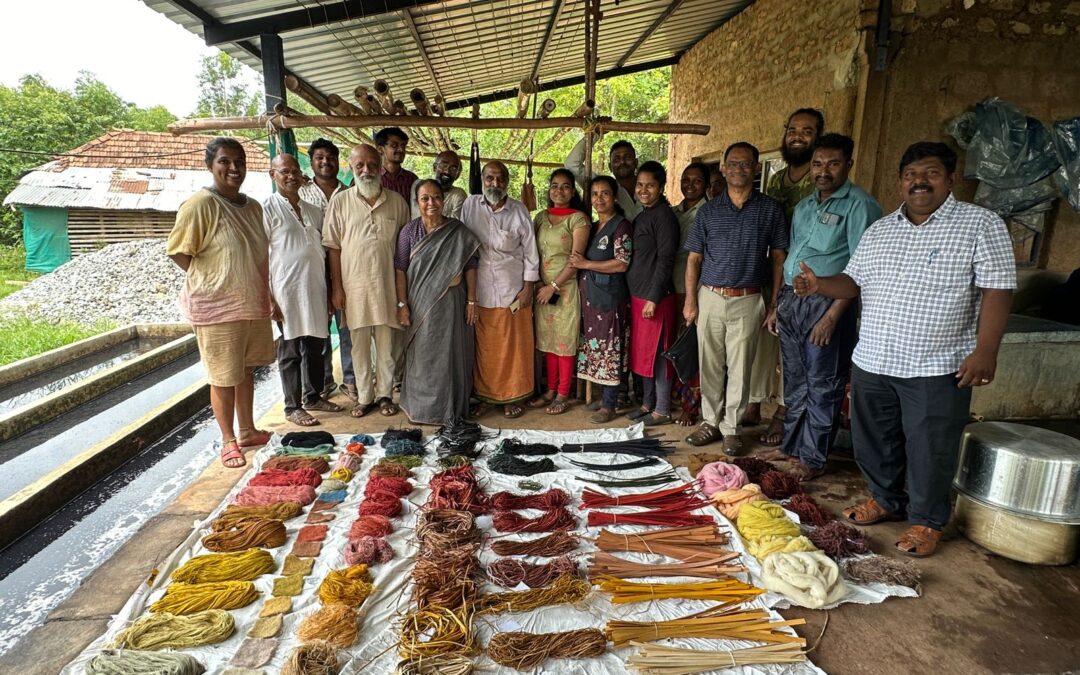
[{"left": 1, "top": 377, "right": 1078, "bottom": 673}]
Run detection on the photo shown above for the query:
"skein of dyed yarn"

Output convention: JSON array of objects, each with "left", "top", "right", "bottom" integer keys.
[
  {"left": 785, "top": 493, "right": 833, "bottom": 527},
  {"left": 112, "top": 610, "right": 234, "bottom": 650},
  {"left": 281, "top": 640, "right": 339, "bottom": 675},
  {"left": 213, "top": 501, "right": 303, "bottom": 529},
  {"left": 318, "top": 478, "right": 349, "bottom": 494},
  {"left": 263, "top": 456, "right": 330, "bottom": 473},
  {"left": 370, "top": 461, "right": 413, "bottom": 478},
  {"left": 201, "top": 517, "right": 286, "bottom": 552},
  {"left": 697, "top": 461, "right": 749, "bottom": 496},
  {"left": 297, "top": 604, "right": 362, "bottom": 647},
  {"left": 281, "top": 430, "right": 336, "bottom": 448},
  {"left": 381, "top": 428, "right": 423, "bottom": 446},
  {"left": 248, "top": 467, "right": 323, "bottom": 488},
  {"left": 344, "top": 441, "right": 366, "bottom": 456},
  {"left": 318, "top": 565, "right": 374, "bottom": 607},
  {"left": 710, "top": 483, "right": 766, "bottom": 521},
  {"left": 349, "top": 515, "right": 393, "bottom": 539},
  {"left": 85, "top": 650, "right": 205, "bottom": 675},
  {"left": 365, "top": 476, "right": 413, "bottom": 498},
  {"left": 759, "top": 550, "right": 846, "bottom": 608},
  {"left": 330, "top": 467, "right": 354, "bottom": 482},
  {"left": 385, "top": 439, "right": 426, "bottom": 457},
  {"left": 737, "top": 501, "right": 800, "bottom": 541},
  {"left": 234, "top": 484, "right": 317, "bottom": 507},
  {"left": 344, "top": 536, "right": 394, "bottom": 565},
  {"left": 149, "top": 581, "right": 259, "bottom": 615},
  {"left": 746, "top": 534, "right": 818, "bottom": 560},
  {"left": 333, "top": 453, "right": 363, "bottom": 473},
  {"left": 350, "top": 433, "right": 376, "bottom": 446},
  {"left": 277, "top": 443, "right": 335, "bottom": 456},
  {"left": 171, "top": 548, "right": 275, "bottom": 583},
  {"left": 760, "top": 470, "right": 804, "bottom": 499},
  {"left": 731, "top": 456, "right": 776, "bottom": 484},
  {"left": 359, "top": 493, "right": 402, "bottom": 518}
]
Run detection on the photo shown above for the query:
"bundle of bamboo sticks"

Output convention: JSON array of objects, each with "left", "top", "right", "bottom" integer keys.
[
  {"left": 626, "top": 642, "right": 806, "bottom": 674},
  {"left": 587, "top": 550, "right": 745, "bottom": 580},
  {"left": 604, "top": 603, "right": 805, "bottom": 648},
  {"left": 594, "top": 524, "right": 731, "bottom": 563},
  {"left": 594, "top": 576, "right": 763, "bottom": 605}
]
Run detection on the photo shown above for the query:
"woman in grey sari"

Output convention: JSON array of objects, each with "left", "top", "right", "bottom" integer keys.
[{"left": 394, "top": 180, "right": 481, "bottom": 424}]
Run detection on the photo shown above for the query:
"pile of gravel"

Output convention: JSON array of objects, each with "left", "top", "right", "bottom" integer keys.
[{"left": 0, "top": 240, "right": 186, "bottom": 326}]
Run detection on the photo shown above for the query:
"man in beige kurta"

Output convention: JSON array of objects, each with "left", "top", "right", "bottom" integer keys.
[{"left": 322, "top": 144, "right": 409, "bottom": 416}]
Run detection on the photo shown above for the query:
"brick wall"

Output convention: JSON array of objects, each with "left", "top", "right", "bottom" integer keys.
[
  {"left": 869, "top": 0, "right": 1080, "bottom": 272},
  {"left": 666, "top": 0, "right": 865, "bottom": 193}
]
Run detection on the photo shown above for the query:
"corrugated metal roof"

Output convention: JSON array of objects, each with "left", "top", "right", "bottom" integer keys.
[
  {"left": 141, "top": 0, "right": 754, "bottom": 109},
  {"left": 4, "top": 167, "right": 273, "bottom": 211}
]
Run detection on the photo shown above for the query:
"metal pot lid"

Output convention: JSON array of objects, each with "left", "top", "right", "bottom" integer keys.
[{"left": 953, "top": 421, "right": 1080, "bottom": 523}]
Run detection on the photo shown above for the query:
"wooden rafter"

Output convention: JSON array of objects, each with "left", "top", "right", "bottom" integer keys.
[
  {"left": 615, "top": 0, "right": 687, "bottom": 68},
  {"left": 529, "top": 0, "right": 565, "bottom": 82},
  {"left": 402, "top": 9, "right": 444, "bottom": 101}
]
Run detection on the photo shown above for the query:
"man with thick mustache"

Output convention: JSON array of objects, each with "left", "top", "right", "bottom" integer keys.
[
  {"left": 775, "top": 134, "right": 881, "bottom": 481},
  {"left": 462, "top": 161, "right": 540, "bottom": 419},
  {"left": 748, "top": 108, "right": 825, "bottom": 447},
  {"left": 793, "top": 141, "right": 1015, "bottom": 557},
  {"left": 410, "top": 150, "right": 467, "bottom": 220},
  {"left": 322, "top": 144, "right": 409, "bottom": 419}
]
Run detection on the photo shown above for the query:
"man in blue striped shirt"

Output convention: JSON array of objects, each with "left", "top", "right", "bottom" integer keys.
[{"left": 683, "top": 142, "right": 789, "bottom": 455}]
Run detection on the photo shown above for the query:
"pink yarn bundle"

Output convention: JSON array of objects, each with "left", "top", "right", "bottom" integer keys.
[
  {"left": 248, "top": 467, "right": 323, "bottom": 488},
  {"left": 344, "top": 536, "right": 394, "bottom": 565},
  {"left": 234, "top": 484, "right": 317, "bottom": 506},
  {"left": 333, "top": 453, "right": 363, "bottom": 473},
  {"left": 697, "top": 461, "right": 749, "bottom": 497}
]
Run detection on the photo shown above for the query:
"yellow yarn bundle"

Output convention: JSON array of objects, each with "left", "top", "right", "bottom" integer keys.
[
  {"left": 710, "top": 483, "right": 766, "bottom": 521},
  {"left": 330, "top": 467, "right": 354, "bottom": 482},
  {"left": 171, "top": 548, "right": 276, "bottom": 584},
  {"left": 737, "top": 501, "right": 800, "bottom": 542},
  {"left": 150, "top": 580, "right": 259, "bottom": 615},
  {"left": 746, "top": 535, "right": 818, "bottom": 560},
  {"left": 297, "top": 604, "right": 361, "bottom": 647},
  {"left": 112, "top": 609, "right": 235, "bottom": 650},
  {"left": 318, "top": 565, "right": 374, "bottom": 607}
]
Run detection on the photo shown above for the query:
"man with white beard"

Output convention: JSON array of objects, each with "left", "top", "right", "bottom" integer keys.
[
  {"left": 461, "top": 161, "right": 540, "bottom": 419},
  {"left": 322, "top": 144, "right": 409, "bottom": 418}
]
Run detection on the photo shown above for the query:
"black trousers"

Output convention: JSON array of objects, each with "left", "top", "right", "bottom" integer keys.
[
  {"left": 778, "top": 285, "right": 857, "bottom": 469},
  {"left": 277, "top": 331, "right": 326, "bottom": 414},
  {"left": 850, "top": 364, "right": 971, "bottom": 530}
]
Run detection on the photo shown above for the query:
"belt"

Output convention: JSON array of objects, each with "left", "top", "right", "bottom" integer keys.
[{"left": 705, "top": 285, "right": 760, "bottom": 297}]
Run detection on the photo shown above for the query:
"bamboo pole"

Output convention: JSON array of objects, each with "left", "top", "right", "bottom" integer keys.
[
  {"left": 284, "top": 74, "right": 332, "bottom": 114},
  {"left": 167, "top": 114, "right": 709, "bottom": 136},
  {"left": 373, "top": 80, "right": 395, "bottom": 113}
]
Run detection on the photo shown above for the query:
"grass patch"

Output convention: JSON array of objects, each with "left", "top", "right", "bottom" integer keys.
[
  {"left": 0, "top": 316, "right": 112, "bottom": 366},
  {"left": 0, "top": 245, "right": 40, "bottom": 301}
]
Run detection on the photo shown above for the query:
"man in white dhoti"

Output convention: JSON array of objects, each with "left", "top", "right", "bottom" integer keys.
[{"left": 264, "top": 154, "right": 343, "bottom": 426}]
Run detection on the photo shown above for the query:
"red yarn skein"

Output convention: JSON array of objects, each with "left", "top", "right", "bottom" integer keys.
[
  {"left": 359, "top": 494, "right": 402, "bottom": 518},
  {"left": 344, "top": 536, "right": 394, "bottom": 565},
  {"left": 248, "top": 468, "right": 323, "bottom": 488},
  {"left": 365, "top": 476, "right": 413, "bottom": 498}
]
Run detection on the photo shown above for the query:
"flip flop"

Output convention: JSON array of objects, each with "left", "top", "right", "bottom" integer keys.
[
  {"left": 528, "top": 392, "right": 556, "bottom": 408},
  {"left": 545, "top": 397, "right": 571, "bottom": 415},
  {"left": 503, "top": 404, "right": 524, "bottom": 419},
  {"left": 287, "top": 409, "right": 320, "bottom": 427},
  {"left": 219, "top": 439, "right": 246, "bottom": 468},
  {"left": 238, "top": 429, "right": 272, "bottom": 448},
  {"left": 351, "top": 402, "right": 377, "bottom": 418},
  {"left": 642, "top": 413, "right": 672, "bottom": 427}
]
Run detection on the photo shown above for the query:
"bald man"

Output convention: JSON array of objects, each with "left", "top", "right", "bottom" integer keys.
[
  {"left": 461, "top": 161, "right": 540, "bottom": 418},
  {"left": 410, "top": 150, "right": 467, "bottom": 220},
  {"left": 322, "top": 144, "right": 410, "bottom": 418}
]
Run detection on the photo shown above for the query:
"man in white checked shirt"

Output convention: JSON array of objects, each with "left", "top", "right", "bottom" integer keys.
[{"left": 794, "top": 141, "right": 1015, "bottom": 558}]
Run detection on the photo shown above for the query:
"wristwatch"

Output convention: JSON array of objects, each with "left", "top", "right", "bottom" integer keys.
[
  {"left": 397, "top": 301, "right": 406, "bottom": 309},
  {"left": 551, "top": 281, "right": 560, "bottom": 291}
]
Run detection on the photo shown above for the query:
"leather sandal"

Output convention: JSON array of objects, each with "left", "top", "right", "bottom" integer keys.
[
  {"left": 791, "top": 462, "right": 826, "bottom": 482},
  {"left": 219, "top": 439, "right": 246, "bottom": 468},
  {"left": 286, "top": 409, "right": 320, "bottom": 427},
  {"left": 843, "top": 498, "right": 905, "bottom": 526},
  {"left": 686, "top": 423, "right": 723, "bottom": 447},
  {"left": 896, "top": 525, "right": 942, "bottom": 557}
]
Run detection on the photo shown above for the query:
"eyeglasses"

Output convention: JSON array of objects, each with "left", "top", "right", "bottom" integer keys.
[{"left": 724, "top": 160, "right": 754, "bottom": 170}]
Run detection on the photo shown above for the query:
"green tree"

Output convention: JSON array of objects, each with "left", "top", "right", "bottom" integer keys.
[
  {"left": 0, "top": 73, "right": 177, "bottom": 245},
  {"left": 194, "top": 52, "right": 261, "bottom": 120}
]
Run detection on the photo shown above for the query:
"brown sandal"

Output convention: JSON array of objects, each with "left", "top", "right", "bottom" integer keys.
[
  {"left": 686, "top": 423, "right": 723, "bottom": 447},
  {"left": 843, "top": 498, "right": 905, "bottom": 526},
  {"left": 896, "top": 525, "right": 942, "bottom": 557},
  {"left": 286, "top": 409, "right": 320, "bottom": 427},
  {"left": 759, "top": 415, "right": 785, "bottom": 446}
]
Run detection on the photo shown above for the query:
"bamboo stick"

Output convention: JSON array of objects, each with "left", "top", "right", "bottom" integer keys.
[
  {"left": 326, "top": 94, "right": 364, "bottom": 117},
  {"left": 606, "top": 604, "right": 806, "bottom": 649},
  {"left": 627, "top": 642, "right": 806, "bottom": 674},
  {"left": 374, "top": 79, "right": 395, "bottom": 113},
  {"left": 284, "top": 74, "right": 332, "bottom": 114},
  {"left": 516, "top": 77, "right": 537, "bottom": 119},
  {"left": 168, "top": 114, "right": 709, "bottom": 136},
  {"left": 410, "top": 89, "right": 432, "bottom": 116}
]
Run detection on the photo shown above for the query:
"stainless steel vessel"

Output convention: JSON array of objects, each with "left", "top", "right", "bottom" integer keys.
[{"left": 953, "top": 421, "right": 1080, "bottom": 524}]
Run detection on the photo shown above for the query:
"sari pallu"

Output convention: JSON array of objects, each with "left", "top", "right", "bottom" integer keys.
[{"left": 400, "top": 220, "right": 481, "bottom": 424}]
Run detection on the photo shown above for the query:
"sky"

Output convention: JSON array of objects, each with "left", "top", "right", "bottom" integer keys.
[{"left": 0, "top": 0, "right": 259, "bottom": 116}]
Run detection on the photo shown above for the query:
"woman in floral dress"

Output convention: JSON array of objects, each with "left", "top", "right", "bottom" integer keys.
[{"left": 570, "top": 175, "right": 633, "bottom": 424}]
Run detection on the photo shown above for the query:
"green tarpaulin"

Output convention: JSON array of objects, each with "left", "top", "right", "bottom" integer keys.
[{"left": 22, "top": 207, "right": 70, "bottom": 273}]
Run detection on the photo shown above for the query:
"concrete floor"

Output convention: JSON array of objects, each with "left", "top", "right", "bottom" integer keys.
[{"left": 4, "top": 391, "right": 1079, "bottom": 675}]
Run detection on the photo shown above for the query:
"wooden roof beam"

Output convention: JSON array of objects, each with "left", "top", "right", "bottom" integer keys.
[
  {"left": 402, "top": 9, "right": 444, "bottom": 101},
  {"left": 202, "top": 0, "right": 444, "bottom": 46}
]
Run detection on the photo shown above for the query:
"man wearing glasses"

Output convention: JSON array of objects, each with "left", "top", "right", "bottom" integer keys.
[
  {"left": 410, "top": 150, "right": 467, "bottom": 220},
  {"left": 375, "top": 127, "right": 419, "bottom": 204},
  {"left": 682, "top": 143, "right": 789, "bottom": 455}
]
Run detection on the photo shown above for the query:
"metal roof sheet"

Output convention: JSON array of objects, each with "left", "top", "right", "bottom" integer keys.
[
  {"left": 4, "top": 168, "right": 273, "bottom": 212},
  {"left": 141, "top": 0, "right": 754, "bottom": 109}
]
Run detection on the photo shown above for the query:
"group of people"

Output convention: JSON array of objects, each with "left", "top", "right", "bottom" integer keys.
[{"left": 168, "top": 108, "right": 1016, "bottom": 557}]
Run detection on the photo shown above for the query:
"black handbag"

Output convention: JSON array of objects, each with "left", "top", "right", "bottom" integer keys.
[{"left": 663, "top": 324, "right": 699, "bottom": 384}]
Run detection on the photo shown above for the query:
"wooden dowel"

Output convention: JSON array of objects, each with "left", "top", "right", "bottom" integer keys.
[{"left": 168, "top": 114, "right": 709, "bottom": 136}]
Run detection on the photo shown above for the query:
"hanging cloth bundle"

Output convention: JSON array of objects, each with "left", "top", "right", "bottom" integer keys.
[{"left": 469, "top": 102, "right": 482, "bottom": 195}]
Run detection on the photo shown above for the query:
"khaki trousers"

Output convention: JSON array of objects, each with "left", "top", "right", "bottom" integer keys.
[
  {"left": 749, "top": 325, "right": 784, "bottom": 405},
  {"left": 697, "top": 289, "right": 763, "bottom": 436},
  {"left": 350, "top": 324, "right": 397, "bottom": 405}
]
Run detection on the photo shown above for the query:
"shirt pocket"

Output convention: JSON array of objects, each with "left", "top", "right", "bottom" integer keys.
[
  {"left": 925, "top": 246, "right": 974, "bottom": 289},
  {"left": 494, "top": 224, "right": 523, "bottom": 252},
  {"left": 807, "top": 216, "right": 845, "bottom": 253}
]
